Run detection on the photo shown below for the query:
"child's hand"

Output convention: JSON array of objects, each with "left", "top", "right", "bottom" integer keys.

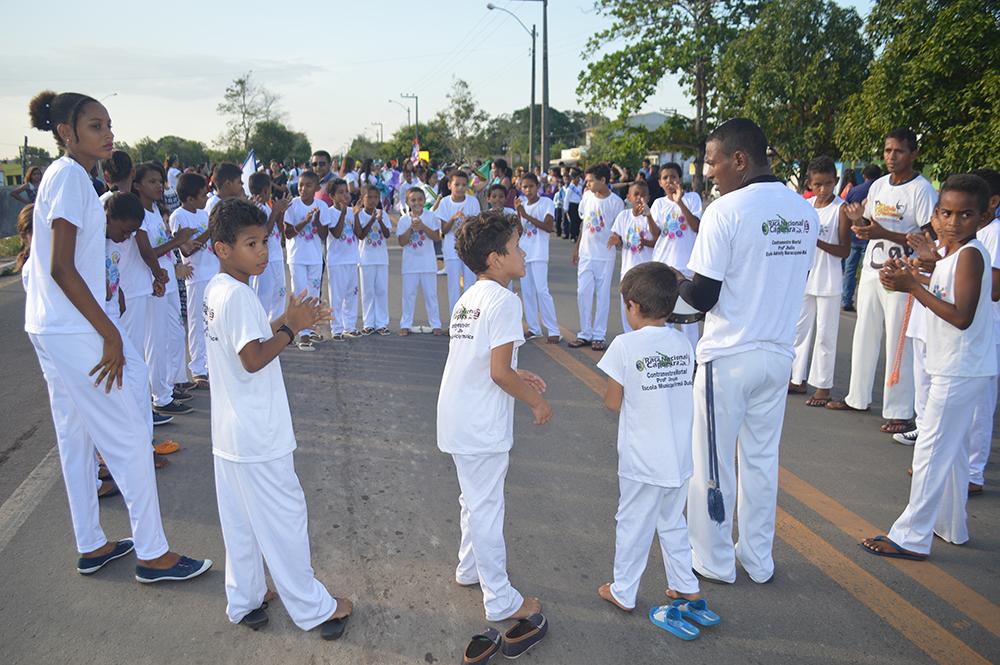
[
  {"left": 531, "top": 398, "right": 553, "bottom": 425},
  {"left": 175, "top": 226, "right": 197, "bottom": 243},
  {"left": 607, "top": 233, "right": 622, "bottom": 249},
  {"left": 90, "top": 327, "right": 125, "bottom": 393},
  {"left": 180, "top": 239, "right": 199, "bottom": 255},
  {"left": 284, "top": 289, "right": 331, "bottom": 334},
  {"left": 879, "top": 258, "right": 917, "bottom": 293},
  {"left": 272, "top": 192, "right": 292, "bottom": 215},
  {"left": 667, "top": 186, "right": 683, "bottom": 204},
  {"left": 175, "top": 263, "right": 194, "bottom": 280},
  {"left": 451, "top": 209, "right": 466, "bottom": 221},
  {"left": 635, "top": 199, "right": 651, "bottom": 216},
  {"left": 844, "top": 202, "right": 864, "bottom": 224},
  {"left": 517, "top": 369, "right": 547, "bottom": 394},
  {"left": 907, "top": 231, "right": 937, "bottom": 261},
  {"left": 154, "top": 267, "right": 169, "bottom": 286},
  {"left": 513, "top": 198, "right": 525, "bottom": 215}
]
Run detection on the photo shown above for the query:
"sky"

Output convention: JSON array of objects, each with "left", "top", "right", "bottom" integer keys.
[{"left": 0, "top": 0, "right": 873, "bottom": 162}]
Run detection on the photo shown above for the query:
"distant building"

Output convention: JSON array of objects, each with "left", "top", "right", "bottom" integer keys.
[{"left": 1, "top": 161, "right": 24, "bottom": 186}]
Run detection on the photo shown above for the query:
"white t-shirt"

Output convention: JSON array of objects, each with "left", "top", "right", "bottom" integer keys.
[
  {"left": 257, "top": 202, "right": 284, "bottom": 265},
  {"left": 596, "top": 325, "right": 695, "bottom": 487},
  {"left": 436, "top": 195, "right": 482, "bottom": 261},
  {"left": 650, "top": 192, "right": 703, "bottom": 277},
  {"left": 105, "top": 239, "right": 123, "bottom": 318},
  {"left": 169, "top": 206, "right": 219, "bottom": 284},
  {"left": 805, "top": 197, "right": 845, "bottom": 296},
  {"left": 397, "top": 214, "right": 440, "bottom": 274},
  {"left": 357, "top": 209, "right": 390, "bottom": 266},
  {"left": 100, "top": 190, "right": 150, "bottom": 301},
  {"left": 167, "top": 167, "right": 181, "bottom": 190},
  {"left": 577, "top": 190, "right": 625, "bottom": 263},
  {"left": 142, "top": 204, "right": 177, "bottom": 295},
  {"left": 611, "top": 209, "right": 655, "bottom": 277},
  {"left": 862, "top": 174, "right": 937, "bottom": 274},
  {"left": 688, "top": 180, "right": 819, "bottom": 363},
  {"left": 283, "top": 197, "right": 327, "bottom": 266},
  {"left": 24, "top": 157, "right": 106, "bottom": 335},
  {"left": 205, "top": 193, "right": 221, "bottom": 219},
  {"left": 323, "top": 205, "right": 359, "bottom": 266},
  {"left": 204, "top": 272, "right": 296, "bottom": 463},
  {"left": 565, "top": 182, "right": 583, "bottom": 205},
  {"left": 977, "top": 219, "right": 1000, "bottom": 342},
  {"left": 518, "top": 196, "right": 555, "bottom": 263},
  {"left": 437, "top": 280, "right": 525, "bottom": 455}
]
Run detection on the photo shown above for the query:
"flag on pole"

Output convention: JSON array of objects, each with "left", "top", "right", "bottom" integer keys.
[
  {"left": 476, "top": 160, "right": 491, "bottom": 180},
  {"left": 241, "top": 149, "right": 257, "bottom": 197},
  {"left": 410, "top": 139, "right": 420, "bottom": 166}
]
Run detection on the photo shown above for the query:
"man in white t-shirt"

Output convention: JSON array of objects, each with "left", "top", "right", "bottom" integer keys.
[
  {"left": 437, "top": 209, "right": 551, "bottom": 624},
  {"left": 826, "top": 128, "right": 937, "bottom": 435},
  {"left": 680, "top": 118, "right": 818, "bottom": 584},
  {"left": 570, "top": 164, "right": 625, "bottom": 351},
  {"left": 205, "top": 198, "right": 352, "bottom": 639},
  {"left": 515, "top": 173, "right": 560, "bottom": 342}
]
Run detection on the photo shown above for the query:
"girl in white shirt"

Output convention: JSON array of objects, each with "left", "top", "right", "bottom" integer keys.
[{"left": 23, "top": 90, "right": 209, "bottom": 582}]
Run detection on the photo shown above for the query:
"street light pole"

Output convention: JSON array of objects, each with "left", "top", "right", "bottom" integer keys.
[
  {"left": 487, "top": 3, "right": 537, "bottom": 171},
  {"left": 401, "top": 93, "right": 419, "bottom": 143},
  {"left": 388, "top": 99, "right": 411, "bottom": 128},
  {"left": 371, "top": 122, "right": 384, "bottom": 143},
  {"left": 515, "top": 0, "right": 549, "bottom": 169}
]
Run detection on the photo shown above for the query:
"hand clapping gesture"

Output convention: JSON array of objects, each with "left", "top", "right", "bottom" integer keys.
[
  {"left": 879, "top": 257, "right": 918, "bottom": 293},
  {"left": 284, "top": 290, "right": 331, "bottom": 335}
]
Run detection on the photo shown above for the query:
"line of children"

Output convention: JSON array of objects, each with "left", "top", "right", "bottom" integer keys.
[
  {"left": 398, "top": 186, "right": 443, "bottom": 336},
  {"left": 514, "top": 173, "right": 561, "bottom": 342}
]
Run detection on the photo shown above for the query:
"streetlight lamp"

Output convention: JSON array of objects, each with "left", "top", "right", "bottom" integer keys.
[
  {"left": 370, "top": 121, "right": 384, "bottom": 143},
  {"left": 487, "top": 3, "right": 536, "bottom": 171},
  {"left": 514, "top": 0, "right": 548, "bottom": 168},
  {"left": 400, "top": 93, "right": 420, "bottom": 143},
  {"left": 388, "top": 99, "right": 411, "bottom": 127},
  {"left": 100, "top": 92, "right": 118, "bottom": 102}
]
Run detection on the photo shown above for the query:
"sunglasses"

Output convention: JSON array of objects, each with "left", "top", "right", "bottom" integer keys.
[{"left": 311, "top": 161, "right": 328, "bottom": 167}]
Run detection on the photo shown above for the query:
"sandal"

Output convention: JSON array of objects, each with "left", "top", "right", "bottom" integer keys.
[
  {"left": 805, "top": 395, "right": 830, "bottom": 407},
  {"left": 825, "top": 400, "right": 869, "bottom": 412},
  {"left": 880, "top": 420, "right": 913, "bottom": 434},
  {"left": 546, "top": 335, "right": 561, "bottom": 344},
  {"left": 590, "top": 339, "right": 607, "bottom": 352},
  {"left": 859, "top": 535, "right": 927, "bottom": 561},
  {"left": 649, "top": 604, "right": 700, "bottom": 640},
  {"left": 567, "top": 338, "right": 590, "bottom": 348},
  {"left": 398, "top": 329, "right": 411, "bottom": 336}
]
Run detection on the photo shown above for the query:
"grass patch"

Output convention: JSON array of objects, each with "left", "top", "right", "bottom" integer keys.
[{"left": 0, "top": 234, "right": 22, "bottom": 258}]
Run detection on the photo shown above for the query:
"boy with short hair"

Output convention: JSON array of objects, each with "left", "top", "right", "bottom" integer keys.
[
  {"left": 437, "top": 209, "right": 552, "bottom": 624},
  {"left": 323, "top": 178, "right": 361, "bottom": 340},
  {"left": 206, "top": 163, "right": 244, "bottom": 218},
  {"left": 570, "top": 163, "right": 625, "bottom": 351},
  {"left": 789, "top": 156, "right": 850, "bottom": 406},
  {"left": 170, "top": 172, "right": 219, "bottom": 385},
  {"left": 398, "top": 187, "right": 443, "bottom": 336},
  {"left": 357, "top": 184, "right": 392, "bottom": 335},
  {"left": 204, "top": 198, "right": 353, "bottom": 640},
  {"left": 436, "top": 170, "right": 482, "bottom": 313},
  {"left": 608, "top": 180, "right": 658, "bottom": 333},
  {"left": 283, "top": 171, "right": 328, "bottom": 350},
  {"left": 247, "top": 172, "right": 291, "bottom": 320},
  {"left": 515, "top": 173, "right": 560, "bottom": 343},
  {"left": 595, "top": 261, "right": 702, "bottom": 613}
]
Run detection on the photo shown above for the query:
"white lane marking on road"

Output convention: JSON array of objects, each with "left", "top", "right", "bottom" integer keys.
[{"left": 0, "top": 445, "right": 60, "bottom": 553}]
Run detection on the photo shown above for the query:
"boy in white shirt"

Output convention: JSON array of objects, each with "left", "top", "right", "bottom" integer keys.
[
  {"left": 204, "top": 198, "right": 353, "bottom": 639},
  {"left": 608, "top": 180, "right": 658, "bottom": 333},
  {"left": 283, "top": 171, "right": 328, "bottom": 350},
  {"left": 595, "top": 262, "right": 702, "bottom": 613},
  {"left": 789, "top": 156, "right": 850, "bottom": 406},
  {"left": 437, "top": 171, "right": 482, "bottom": 314},
  {"left": 570, "top": 164, "right": 625, "bottom": 351},
  {"left": 170, "top": 173, "right": 219, "bottom": 385},
  {"left": 437, "top": 209, "right": 552, "bottom": 623},
  {"left": 357, "top": 185, "right": 392, "bottom": 335},
  {"left": 205, "top": 163, "right": 243, "bottom": 220},
  {"left": 247, "top": 172, "right": 291, "bottom": 321},
  {"left": 324, "top": 178, "right": 361, "bottom": 340},
  {"left": 515, "top": 173, "right": 560, "bottom": 342},
  {"left": 398, "top": 187, "right": 443, "bottom": 336},
  {"left": 651, "top": 163, "right": 703, "bottom": 346},
  {"left": 863, "top": 175, "right": 995, "bottom": 559}
]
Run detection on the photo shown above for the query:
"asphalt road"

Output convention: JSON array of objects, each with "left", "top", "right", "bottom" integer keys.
[{"left": 0, "top": 238, "right": 997, "bottom": 665}]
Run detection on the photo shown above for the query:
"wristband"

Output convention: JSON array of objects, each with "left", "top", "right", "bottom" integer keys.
[{"left": 278, "top": 324, "right": 295, "bottom": 345}]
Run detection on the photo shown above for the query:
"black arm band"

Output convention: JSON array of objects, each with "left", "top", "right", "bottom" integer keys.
[
  {"left": 679, "top": 273, "right": 723, "bottom": 312},
  {"left": 278, "top": 324, "right": 295, "bottom": 345}
]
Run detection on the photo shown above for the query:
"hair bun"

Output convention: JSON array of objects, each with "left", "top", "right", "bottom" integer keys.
[{"left": 28, "top": 90, "right": 57, "bottom": 131}]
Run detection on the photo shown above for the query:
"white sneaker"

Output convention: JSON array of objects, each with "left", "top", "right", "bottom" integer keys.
[{"left": 893, "top": 429, "right": 918, "bottom": 446}]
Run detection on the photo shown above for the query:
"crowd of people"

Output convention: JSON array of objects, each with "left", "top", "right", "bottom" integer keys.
[{"left": 12, "top": 88, "right": 998, "bottom": 659}]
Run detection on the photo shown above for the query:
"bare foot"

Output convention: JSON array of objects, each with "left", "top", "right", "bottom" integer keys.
[
  {"left": 665, "top": 588, "right": 702, "bottom": 601},
  {"left": 432, "top": 328, "right": 444, "bottom": 336},
  {"left": 330, "top": 597, "right": 353, "bottom": 619},
  {"left": 137, "top": 551, "right": 182, "bottom": 569},
  {"left": 508, "top": 596, "right": 542, "bottom": 620},
  {"left": 598, "top": 583, "right": 633, "bottom": 612},
  {"left": 398, "top": 329, "right": 410, "bottom": 337},
  {"left": 788, "top": 382, "right": 807, "bottom": 394}
]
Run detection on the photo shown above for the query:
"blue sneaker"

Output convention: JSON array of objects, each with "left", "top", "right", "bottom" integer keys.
[
  {"left": 152, "top": 411, "right": 173, "bottom": 426},
  {"left": 77, "top": 539, "right": 134, "bottom": 575},
  {"left": 135, "top": 555, "right": 213, "bottom": 583}
]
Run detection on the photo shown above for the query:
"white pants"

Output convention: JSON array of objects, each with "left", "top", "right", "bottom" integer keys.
[
  {"left": 791, "top": 294, "right": 840, "bottom": 389},
  {"left": 520, "top": 261, "right": 559, "bottom": 336},
  {"left": 147, "top": 290, "right": 186, "bottom": 406},
  {"left": 845, "top": 274, "right": 915, "bottom": 419},
  {"left": 251, "top": 261, "right": 286, "bottom": 321},
  {"left": 577, "top": 259, "right": 614, "bottom": 341},
  {"left": 214, "top": 454, "right": 337, "bottom": 630},
  {"left": 401, "top": 272, "right": 441, "bottom": 329},
  {"left": 445, "top": 258, "right": 476, "bottom": 314},
  {"left": 968, "top": 347, "right": 999, "bottom": 485},
  {"left": 360, "top": 264, "right": 389, "bottom": 329},
  {"left": 688, "top": 349, "right": 792, "bottom": 583},
  {"left": 184, "top": 279, "right": 209, "bottom": 377},
  {"left": 911, "top": 337, "right": 930, "bottom": 432},
  {"left": 888, "top": 375, "right": 988, "bottom": 553},
  {"left": 610, "top": 477, "right": 698, "bottom": 609},
  {"left": 290, "top": 263, "right": 323, "bottom": 336},
  {"left": 327, "top": 264, "right": 360, "bottom": 334},
  {"left": 30, "top": 331, "right": 167, "bottom": 559},
  {"left": 452, "top": 452, "right": 524, "bottom": 621},
  {"left": 120, "top": 294, "right": 150, "bottom": 367}
]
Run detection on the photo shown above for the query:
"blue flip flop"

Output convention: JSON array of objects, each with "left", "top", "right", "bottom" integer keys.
[
  {"left": 649, "top": 605, "right": 700, "bottom": 640},
  {"left": 860, "top": 535, "right": 928, "bottom": 561},
  {"left": 670, "top": 598, "right": 720, "bottom": 626}
]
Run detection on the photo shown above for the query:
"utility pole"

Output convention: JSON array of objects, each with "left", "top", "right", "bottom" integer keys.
[
  {"left": 516, "top": 0, "right": 549, "bottom": 169},
  {"left": 487, "top": 3, "right": 537, "bottom": 171},
  {"left": 371, "top": 122, "right": 384, "bottom": 143},
  {"left": 21, "top": 136, "right": 28, "bottom": 180},
  {"left": 401, "top": 93, "right": 419, "bottom": 143},
  {"left": 389, "top": 99, "right": 411, "bottom": 128}
]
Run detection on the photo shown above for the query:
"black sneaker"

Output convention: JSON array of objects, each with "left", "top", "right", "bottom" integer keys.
[
  {"left": 152, "top": 411, "right": 173, "bottom": 426},
  {"left": 842, "top": 304, "right": 856, "bottom": 312},
  {"left": 154, "top": 400, "right": 194, "bottom": 415},
  {"left": 172, "top": 389, "right": 193, "bottom": 402}
]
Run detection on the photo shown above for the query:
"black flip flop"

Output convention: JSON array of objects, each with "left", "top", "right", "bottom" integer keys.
[
  {"left": 320, "top": 615, "right": 349, "bottom": 641},
  {"left": 501, "top": 613, "right": 548, "bottom": 659},
  {"left": 463, "top": 628, "right": 502, "bottom": 664},
  {"left": 567, "top": 338, "right": 590, "bottom": 348},
  {"left": 239, "top": 604, "right": 269, "bottom": 631}
]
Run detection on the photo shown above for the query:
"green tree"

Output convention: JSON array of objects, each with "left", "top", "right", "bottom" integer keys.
[
  {"left": 716, "top": 0, "right": 870, "bottom": 184},
  {"left": 586, "top": 121, "right": 650, "bottom": 172},
  {"left": 249, "top": 120, "right": 310, "bottom": 165},
  {"left": 436, "top": 78, "right": 488, "bottom": 164},
  {"left": 21, "top": 145, "right": 53, "bottom": 167},
  {"left": 217, "top": 71, "right": 281, "bottom": 153},
  {"left": 836, "top": 0, "right": 1000, "bottom": 175},
  {"left": 346, "top": 134, "right": 386, "bottom": 162},
  {"left": 380, "top": 117, "right": 455, "bottom": 165},
  {"left": 577, "top": 0, "right": 757, "bottom": 190},
  {"left": 126, "top": 136, "right": 209, "bottom": 168}
]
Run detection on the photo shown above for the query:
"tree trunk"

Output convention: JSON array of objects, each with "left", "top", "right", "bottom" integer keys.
[{"left": 693, "top": 59, "right": 707, "bottom": 195}]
